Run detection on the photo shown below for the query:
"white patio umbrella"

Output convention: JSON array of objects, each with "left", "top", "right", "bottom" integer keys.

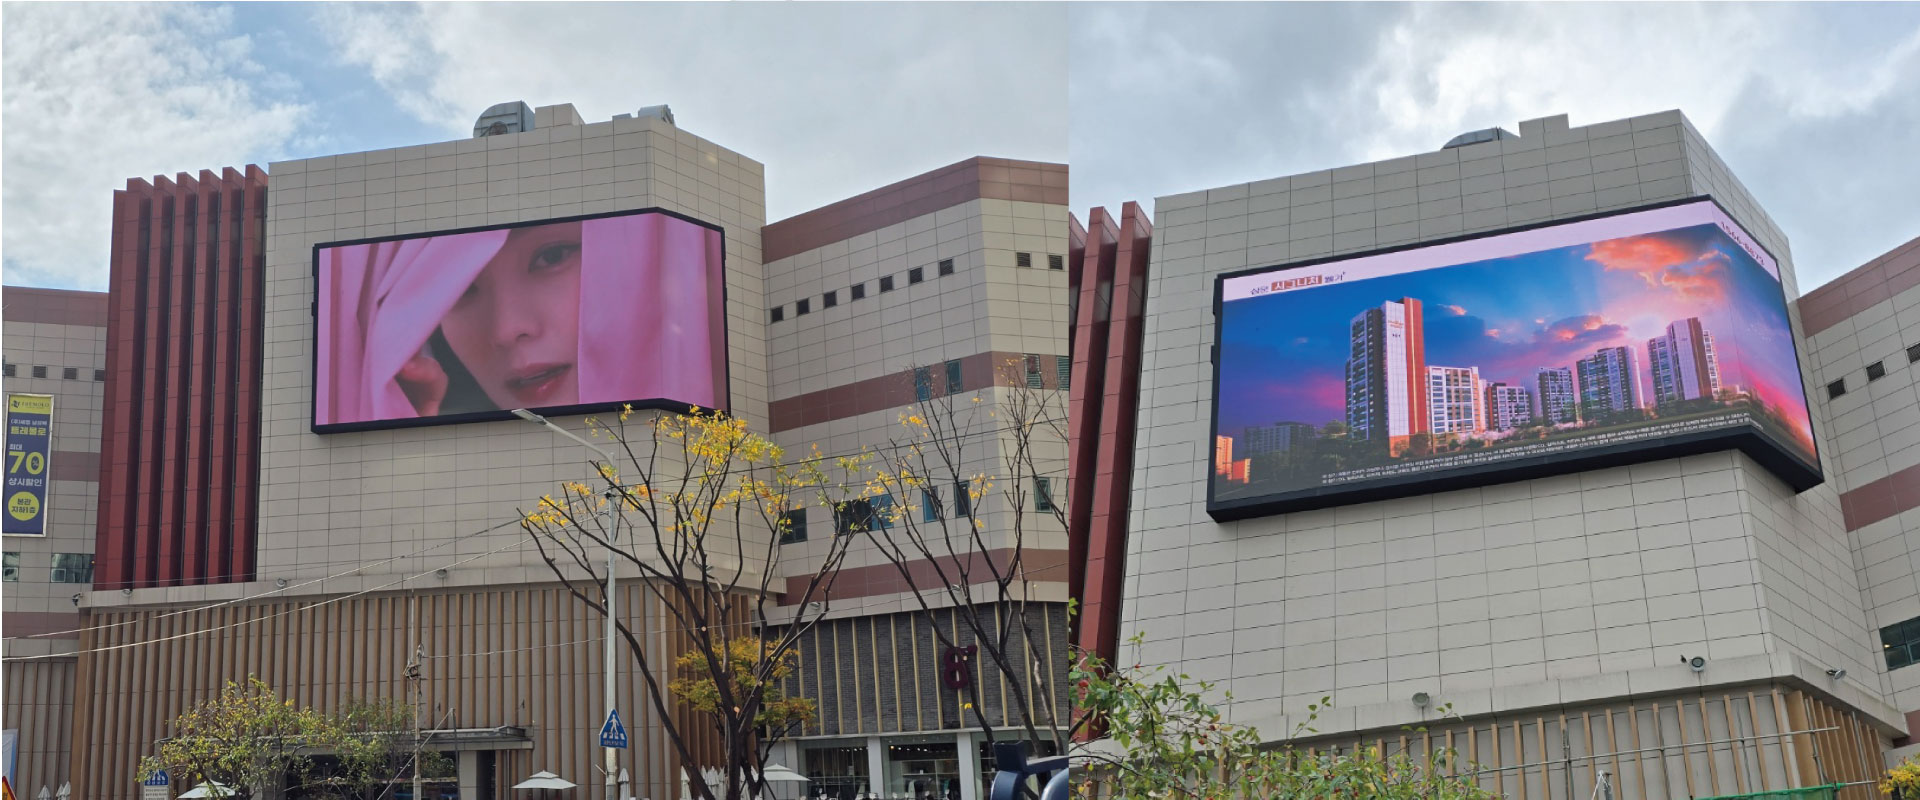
[
  {"left": 513, "top": 770, "right": 578, "bottom": 796},
  {"left": 756, "top": 764, "right": 809, "bottom": 800},
  {"left": 177, "top": 782, "right": 236, "bottom": 798}
]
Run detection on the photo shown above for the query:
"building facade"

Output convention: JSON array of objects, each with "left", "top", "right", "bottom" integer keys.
[
  {"left": 1094, "top": 110, "right": 1907, "bottom": 799},
  {"left": 1649, "top": 317, "right": 1721, "bottom": 408},
  {"left": 0, "top": 102, "right": 1069, "bottom": 800},
  {"left": 1345, "top": 297, "right": 1428, "bottom": 451},
  {"left": 1427, "top": 365, "right": 1486, "bottom": 436},
  {"left": 1484, "top": 382, "right": 1534, "bottom": 432},
  {"left": 1, "top": 287, "right": 109, "bottom": 798}
]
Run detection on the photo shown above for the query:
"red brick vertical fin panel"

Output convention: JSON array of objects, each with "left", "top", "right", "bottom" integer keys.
[
  {"left": 96, "top": 183, "right": 147, "bottom": 589},
  {"left": 180, "top": 170, "right": 219, "bottom": 583},
  {"left": 1079, "top": 202, "right": 1153, "bottom": 671},
  {"left": 157, "top": 172, "right": 197, "bottom": 587},
  {"left": 204, "top": 167, "right": 241, "bottom": 586},
  {"left": 1065, "top": 209, "right": 1118, "bottom": 650},
  {"left": 133, "top": 178, "right": 175, "bottom": 588},
  {"left": 231, "top": 164, "right": 269, "bottom": 583}
]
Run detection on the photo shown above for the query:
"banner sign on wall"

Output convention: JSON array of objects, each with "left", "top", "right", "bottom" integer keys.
[{"left": 3, "top": 394, "right": 53, "bottom": 536}]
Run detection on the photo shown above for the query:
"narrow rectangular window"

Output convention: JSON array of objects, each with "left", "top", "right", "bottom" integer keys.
[
  {"left": 880, "top": 275, "right": 896, "bottom": 293},
  {"left": 938, "top": 258, "right": 955, "bottom": 276},
  {"left": 1025, "top": 354, "right": 1044, "bottom": 389},
  {"left": 1867, "top": 361, "right": 1887, "bottom": 382},
  {"left": 778, "top": 509, "right": 808, "bottom": 545},
  {"left": 909, "top": 267, "right": 924, "bottom": 285},
  {"left": 795, "top": 298, "right": 811, "bottom": 317},
  {"left": 850, "top": 282, "right": 866, "bottom": 301},
  {"left": 94, "top": 369, "right": 106, "bottom": 382},
  {"left": 1016, "top": 252, "right": 1033, "bottom": 268},
  {"left": 946, "top": 359, "right": 964, "bottom": 393},
  {"left": 1034, "top": 477, "right": 1053, "bottom": 513},
  {"left": 771, "top": 305, "right": 785, "bottom": 323},
  {"left": 870, "top": 493, "right": 895, "bottom": 530},
  {"left": 1048, "top": 254, "right": 1064, "bottom": 271},
  {"left": 914, "top": 367, "right": 932, "bottom": 402},
  {"left": 953, "top": 480, "right": 972, "bottom": 518},
  {"left": 922, "top": 488, "right": 943, "bottom": 522},
  {"left": 1057, "top": 355, "right": 1071, "bottom": 390},
  {"left": 823, "top": 290, "right": 838, "bottom": 309},
  {"left": 50, "top": 553, "right": 94, "bottom": 584},
  {"left": 1, "top": 552, "right": 18, "bottom": 582},
  {"left": 1909, "top": 343, "right": 1920, "bottom": 364},
  {"left": 1827, "top": 379, "right": 1847, "bottom": 400}
]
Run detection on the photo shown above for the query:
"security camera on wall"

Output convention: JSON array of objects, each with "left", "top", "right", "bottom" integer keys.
[{"left": 1682, "top": 655, "right": 1706, "bottom": 672}]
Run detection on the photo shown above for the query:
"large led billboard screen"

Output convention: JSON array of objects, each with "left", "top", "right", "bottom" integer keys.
[
  {"left": 314, "top": 209, "right": 727, "bottom": 433},
  {"left": 1209, "top": 197, "right": 1820, "bottom": 520}
]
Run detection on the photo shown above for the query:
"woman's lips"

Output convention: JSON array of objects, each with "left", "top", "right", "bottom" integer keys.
[{"left": 506, "top": 363, "right": 572, "bottom": 405}]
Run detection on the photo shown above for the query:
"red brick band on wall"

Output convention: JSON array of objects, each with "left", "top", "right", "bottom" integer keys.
[
  {"left": 766, "top": 350, "right": 1062, "bottom": 434},
  {"left": 1066, "top": 203, "right": 1153, "bottom": 669},
  {"left": 1840, "top": 462, "right": 1920, "bottom": 532},
  {"left": 0, "top": 287, "right": 110, "bottom": 327},
  {"left": 763, "top": 157, "right": 1069, "bottom": 264},
  {"left": 96, "top": 167, "right": 267, "bottom": 590},
  {"left": 1798, "top": 235, "right": 1920, "bottom": 337}
]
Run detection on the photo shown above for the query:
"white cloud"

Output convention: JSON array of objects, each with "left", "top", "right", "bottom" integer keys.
[
  {"left": 1, "top": 4, "right": 309, "bottom": 290},
  {"left": 310, "top": 3, "right": 1068, "bottom": 222}
]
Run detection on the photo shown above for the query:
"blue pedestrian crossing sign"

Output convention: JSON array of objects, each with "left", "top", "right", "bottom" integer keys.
[
  {"left": 599, "top": 708, "right": 628, "bottom": 749},
  {"left": 143, "top": 770, "right": 169, "bottom": 787}
]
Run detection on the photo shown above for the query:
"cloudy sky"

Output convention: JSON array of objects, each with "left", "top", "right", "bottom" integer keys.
[
  {"left": 1070, "top": 2, "right": 1920, "bottom": 290},
  {"left": 6, "top": 4, "right": 1916, "bottom": 294},
  {"left": 1, "top": 2, "right": 1067, "bottom": 290}
]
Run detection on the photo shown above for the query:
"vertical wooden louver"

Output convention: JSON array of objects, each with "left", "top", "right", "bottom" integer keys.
[{"left": 95, "top": 166, "right": 267, "bottom": 589}]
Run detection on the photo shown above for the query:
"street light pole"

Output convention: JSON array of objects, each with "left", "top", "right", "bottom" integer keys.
[{"left": 513, "top": 409, "right": 623, "bottom": 800}]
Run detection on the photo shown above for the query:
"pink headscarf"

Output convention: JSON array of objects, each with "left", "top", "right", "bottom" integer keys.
[{"left": 317, "top": 213, "right": 725, "bottom": 427}]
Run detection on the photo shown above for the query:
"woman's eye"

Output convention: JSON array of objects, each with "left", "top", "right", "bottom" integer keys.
[{"left": 529, "top": 242, "right": 580, "bottom": 272}]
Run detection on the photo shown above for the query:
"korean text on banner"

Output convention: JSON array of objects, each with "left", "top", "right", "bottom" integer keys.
[{"left": 4, "top": 394, "right": 54, "bottom": 536}]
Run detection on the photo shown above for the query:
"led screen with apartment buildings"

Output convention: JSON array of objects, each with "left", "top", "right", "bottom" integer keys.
[
  {"left": 1208, "top": 197, "right": 1820, "bottom": 519},
  {"left": 313, "top": 209, "right": 728, "bottom": 432}
]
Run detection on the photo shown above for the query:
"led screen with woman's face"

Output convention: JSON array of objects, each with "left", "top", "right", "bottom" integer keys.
[{"left": 314, "top": 209, "right": 727, "bottom": 432}]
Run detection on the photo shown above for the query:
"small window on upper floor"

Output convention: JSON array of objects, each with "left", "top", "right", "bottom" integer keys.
[
  {"left": 1868, "top": 361, "right": 1887, "bottom": 382},
  {"left": 1016, "top": 252, "right": 1033, "bottom": 268},
  {"left": 1909, "top": 343, "right": 1920, "bottom": 364},
  {"left": 953, "top": 479, "right": 973, "bottom": 518},
  {"left": 833, "top": 499, "right": 875, "bottom": 536},
  {"left": 778, "top": 508, "right": 808, "bottom": 545},
  {"left": 1048, "top": 254, "right": 1064, "bottom": 271},
  {"left": 1, "top": 363, "right": 13, "bottom": 378},
  {"left": 921, "top": 487, "right": 943, "bottom": 522},
  {"left": 94, "top": 369, "right": 106, "bottom": 382},
  {"left": 1034, "top": 477, "right": 1053, "bottom": 513},
  {"left": 880, "top": 275, "right": 896, "bottom": 293},
  {"left": 31, "top": 366, "right": 46, "bottom": 379},
  {"left": 51, "top": 553, "right": 93, "bottom": 584},
  {"left": 1025, "top": 354, "right": 1044, "bottom": 389},
  {"left": 823, "top": 290, "right": 838, "bottom": 309},
  {"left": 771, "top": 305, "right": 785, "bottom": 323},
  {"left": 1827, "top": 379, "right": 1847, "bottom": 400},
  {"left": 946, "top": 359, "right": 964, "bottom": 393},
  {"left": 914, "top": 367, "right": 932, "bottom": 402},
  {"left": 2, "top": 552, "right": 18, "bottom": 583},
  {"left": 1057, "top": 355, "right": 1072, "bottom": 390},
  {"left": 1883, "top": 616, "right": 1920, "bottom": 672},
  {"left": 850, "top": 282, "right": 867, "bottom": 301},
  {"left": 938, "top": 258, "right": 955, "bottom": 277},
  {"left": 795, "top": 298, "right": 811, "bottom": 317},
  {"left": 908, "top": 267, "right": 924, "bottom": 285},
  {"left": 62, "top": 367, "right": 77, "bottom": 380}
]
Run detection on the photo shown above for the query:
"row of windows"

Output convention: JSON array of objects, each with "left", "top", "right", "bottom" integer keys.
[
  {"left": 1826, "top": 342, "right": 1920, "bottom": 400},
  {"left": 0, "top": 362, "right": 105, "bottom": 382},
  {"left": 769, "top": 252, "right": 1063, "bottom": 324},
  {"left": 0, "top": 552, "right": 95, "bottom": 584},
  {"left": 777, "top": 477, "right": 1055, "bottom": 544}
]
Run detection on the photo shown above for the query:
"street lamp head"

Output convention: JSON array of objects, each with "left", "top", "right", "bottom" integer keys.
[{"left": 510, "top": 408, "right": 547, "bottom": 424}]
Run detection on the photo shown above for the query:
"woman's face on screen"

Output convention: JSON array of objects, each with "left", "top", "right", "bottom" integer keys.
[{"left": 439, "top": 222, "right": 583, "bottom": 409}]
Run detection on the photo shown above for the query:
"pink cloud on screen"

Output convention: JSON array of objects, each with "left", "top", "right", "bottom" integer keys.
[{"left": 316, "top": 213, "right": 725, "bottom": 427}]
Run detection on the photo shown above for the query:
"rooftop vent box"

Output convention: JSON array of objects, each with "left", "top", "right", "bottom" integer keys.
[
  {"left": 474, "top": 101, "right": 535, "bottom": 138},
  {"left": 614, "top": 104, "right": 675, "bottom": 127},
  {"left": 1442, "top": 127, "right": 1518, "bottom": 149}
]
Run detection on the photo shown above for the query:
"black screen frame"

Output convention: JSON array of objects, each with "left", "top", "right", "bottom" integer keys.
[
  {"left": 309, "top": 206, "right": 731, "bottom": 435},
  {"left": 1205, "top": 195, "right": 1823, "bottom": 522}
]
